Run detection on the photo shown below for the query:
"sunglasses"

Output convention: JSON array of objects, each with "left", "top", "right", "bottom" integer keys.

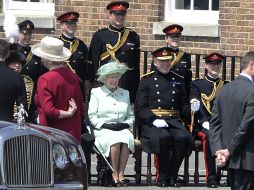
[
  {"left": 207, "top": 61, "right": 222, "bottom": 65},
  {"left": 111, "top": 11, "right": 127, "bottom": 16},
  {"left": 64, "top": 20, "right": 78, "bottom": 25}
]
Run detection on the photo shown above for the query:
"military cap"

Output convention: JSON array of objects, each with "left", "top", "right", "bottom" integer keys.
[
  {"left": 152, "top": 47, "right": 175, "bottom": 61},
  {"left": 57, "top": 11, "right": 79, "bottom": 23},
  {"left": 163, "top": 24, "right": 183, "bottom": 37},
  {"left": 18, "top": 20, "right": 34, "bottom": 34},
  {"left": 204, "top": 53, "right": 224, "bottom": 64},
  {"left": 106, "top": 1, "right": 129, "bottom": 11},
  {"left": 5, "top": 51, "right": 26, "bottom": 66}
]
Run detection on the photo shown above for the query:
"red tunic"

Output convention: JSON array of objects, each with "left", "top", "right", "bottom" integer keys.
[{"left": 35, "top": 67, "right": 84, "bottom": 142}]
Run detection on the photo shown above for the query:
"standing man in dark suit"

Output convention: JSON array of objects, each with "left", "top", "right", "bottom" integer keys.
[
  {"left": 151, "top": 24, "right": 192, "bottom": 94},
  {"left": 89, "top": 1, "right": 140, "bottom": 103},
  {"left": 136, "top": 47, "right": 193, "bottom": 187},
  {"left": 0, "top": 39, "right": 27, "bottom": 121},
  {"left": 190, "top": 52, "right": 227, "bottom": 188},
  {"left": 57, "top": 11, "right": 92, "bottom": 103},
  {"left": 209, "top": 51, "right": 254, "bottom": 190},
  {"left": 10, "top": 20, "right": 47, "bottom": 123}
]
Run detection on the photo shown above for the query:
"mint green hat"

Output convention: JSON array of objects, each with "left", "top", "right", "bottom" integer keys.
[{"left": 97, "top": 61, "right": 129, "bottom": 82}]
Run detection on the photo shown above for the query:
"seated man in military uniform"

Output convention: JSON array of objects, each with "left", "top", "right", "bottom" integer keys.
[
  {"left": 190, "top": 53, "right": 228, "bottom": 188},
  {"left": 135, "top": 47, "right": 193, "bottom": 187}
]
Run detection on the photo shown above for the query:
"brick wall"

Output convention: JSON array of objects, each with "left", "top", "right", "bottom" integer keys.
[{"left": 1, "top": 0, "right": 254, "bottom": 76}]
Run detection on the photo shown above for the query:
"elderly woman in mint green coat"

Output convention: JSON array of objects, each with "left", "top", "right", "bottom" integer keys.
[{"left": 88, "top": 61, "right": 135, "bottom": 186}]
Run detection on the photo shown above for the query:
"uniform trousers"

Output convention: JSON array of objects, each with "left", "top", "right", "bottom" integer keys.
[
  {"left": 155, "top": 125, "right": 190, "bottom": 182},
  {"left": 197, "top": 128, "right": 216, "bottom": 181}
]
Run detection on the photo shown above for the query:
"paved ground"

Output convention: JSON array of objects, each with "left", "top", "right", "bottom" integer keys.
[{"left": 89, "top": 151, "right": 230, "bottom": 190}]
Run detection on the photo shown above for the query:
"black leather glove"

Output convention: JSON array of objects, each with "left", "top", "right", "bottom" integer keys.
[{"left": 101, "top": 123, "right": 130, "bottom": 131}]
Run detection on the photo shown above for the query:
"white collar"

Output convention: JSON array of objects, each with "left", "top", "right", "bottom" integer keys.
[{"left": 240, "top": 72, "right": 254, "bottom": 83}]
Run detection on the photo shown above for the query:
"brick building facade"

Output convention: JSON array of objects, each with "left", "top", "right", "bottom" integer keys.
[{"left": 0, "top": 0, "right": 254, "bottom": 76}]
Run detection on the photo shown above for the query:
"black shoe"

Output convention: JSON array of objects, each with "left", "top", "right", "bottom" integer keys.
[
  {"left": 169, "top": 178, "right": 180, "bottom": 188},
  {"left": 157, "top": 180, "right": 169, "bottom": 187},
  {"left": 120, "top": 179, "right": 129, "bottom": 187},
  {"left": 207, "top": 178, "right": 218, "bottom": 188},
  {"left": 112, "top": 180, "right": 121, "bottom": 187}
]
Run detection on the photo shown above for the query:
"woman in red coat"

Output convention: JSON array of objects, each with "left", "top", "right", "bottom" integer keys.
[{"left": 32, "top": 36, "right": 84, "bottom": 142}]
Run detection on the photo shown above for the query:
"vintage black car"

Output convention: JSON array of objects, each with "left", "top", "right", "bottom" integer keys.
[{"left": 0, "top": 117, "right": 88, "bottom": 189}]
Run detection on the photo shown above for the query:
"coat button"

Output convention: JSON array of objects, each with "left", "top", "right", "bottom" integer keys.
[
  {"left": 156, "top": 84, "right": 159, "bottom": 87},
  {"left": 172, "top": 99, "right": 175, "bottom": 102},
  {"left": 157, "top": 91, "right": 160, "bottom": 94},
  {"left": 154, "top": 78, "right": 157, "bottom": 81},
  {"left": 172, "top": 91, "right": 175, "bottom": 94},
  {"left": 158, "top": 99, "right": 161, "bottom": 102},
  {"left": 158, "top": 107, "right": 161, "bottom": 110}
]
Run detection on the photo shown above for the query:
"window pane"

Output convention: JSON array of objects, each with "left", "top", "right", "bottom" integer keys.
[
  {"left": 194, "top": 0, "right": 209, "bottom": 10},
  {"left": 212, "top": 0, "right": 219, "bottom": 10},
  {"left": 12, "top": 0, "right": 27, "bottom": 1},
  {"left": 175, "top": 0, "right": 190, "bottom": 10}
]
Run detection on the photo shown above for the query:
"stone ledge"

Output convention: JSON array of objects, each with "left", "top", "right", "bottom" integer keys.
[
  {"left": 153, "top": 21, "right": 220, "bottom": 37},
  {"left": 0, "top": 14, "right": 55, "bottom": 29}
]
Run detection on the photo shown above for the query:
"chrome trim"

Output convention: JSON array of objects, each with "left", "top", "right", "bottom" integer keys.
[
  {"left": 3, "top": 135, "right": 53, "bottom": 187},
  {"left": 0, "top": 183, "right": 84, "bottom": 190}
]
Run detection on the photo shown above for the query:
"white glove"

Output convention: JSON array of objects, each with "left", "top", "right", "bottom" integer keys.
[
  {"left": 190, "top": 98, "right": 200, "bottom": 112},
  {"left": 202, "top": 121, "right": 210, "bottom": 130},
  {"left": 153, "top": 119, "right": 168, "bottom": 128}
]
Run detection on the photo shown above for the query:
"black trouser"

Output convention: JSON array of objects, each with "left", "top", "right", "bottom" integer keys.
[
  {"left": 228, "top": 168, "right": 254, "bottom": 190},
  {"left": 156, "top": 126, "right": 191, "bottom": 182},
  {"left": 197, "top": 128, "right": 216, "bottom": 181},
  {"left": 156, "top": 128, "right": 174, "bottom": 182},
  {"left": 168, "top": 126, "right": 191, "bottom": 180},
  {"left": 81, "top": 138, "right": 94, "bottom": 184}
]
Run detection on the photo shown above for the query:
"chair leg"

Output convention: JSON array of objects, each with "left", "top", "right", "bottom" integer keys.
[
  {"left": 194, "top": 149, "right": 199, "bottom": 185},
  {"left": 147, "top": 153, "right": 152, "bottom": 185},
  {"left": 134, "top": 144, "right": 142, "bottom": 185},
  {"left": 183, "top": 155, "right": 189, "bottom": 185}
]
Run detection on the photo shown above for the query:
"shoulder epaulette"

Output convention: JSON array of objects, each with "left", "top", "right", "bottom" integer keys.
[
  {"left": 141, "top": 71, "right": 155, "bottom": 78},
  {"left": 97, "top": 27, "right": 108, "bottom": 32}
]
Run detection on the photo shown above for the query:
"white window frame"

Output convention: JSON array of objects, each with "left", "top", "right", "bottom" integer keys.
[
  {"left": 3, "top": 0, "right": 55, "bottom": 16},
  {"left": 165, "top": 0, "right": 219, "bottom": 25}
]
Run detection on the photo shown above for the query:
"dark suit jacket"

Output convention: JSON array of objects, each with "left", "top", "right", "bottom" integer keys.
[
  {"left": 209, "top": 75, "right": 254, "bottom": 171},
  {"left": 0, "top": 63, "right": 27, "bottom": 121}
]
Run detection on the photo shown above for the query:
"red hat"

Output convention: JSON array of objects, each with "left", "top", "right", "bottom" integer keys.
[
  {"left": 106, "top": 1, "right": 129, "bottom": 11},
  {"left": 57, "top": 11, "right": 79, "bottom": 23},
  {"left": 152, "top": 47, "right": 175, "bottom": 61},
  {"left": 204, "top": 53, "right": 224, "bottom": 63},
  {"left": 163, "top": 24, "right": 183, "bottom": 36}
]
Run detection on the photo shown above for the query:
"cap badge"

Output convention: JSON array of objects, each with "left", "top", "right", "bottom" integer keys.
[
  {"left": 162, "top": 49, "right": 168, "bottom": 56},
  {"left": 213, "top": 54, "right": 218, "bottom": 59},
  {"left": 27, "top": 24, "right": 30, "bottom": 29}
]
